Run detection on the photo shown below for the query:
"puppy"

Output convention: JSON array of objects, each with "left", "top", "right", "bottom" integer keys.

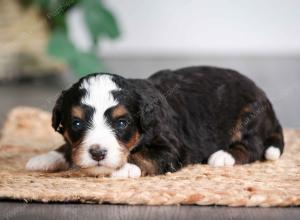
[{"left": 26, "top": 66, "right": 284, "bottom": 178}]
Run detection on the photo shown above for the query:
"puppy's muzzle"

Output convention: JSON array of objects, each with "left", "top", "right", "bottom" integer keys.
[{"left": 89, "top": 145, "right": 107, "bottom": 161}]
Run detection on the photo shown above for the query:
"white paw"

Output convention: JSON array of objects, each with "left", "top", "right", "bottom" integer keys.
[
  {"left": 265, "top": 146, "right": 281, "bottom": 161},
  {"left": 111, "top": 163, "right": 141, "bottom": 179},
  {"left": 208, "top": 150, "right": 235, "bottom": 167},
  {"left": 26, "top": 151, "right": 69, "bottom": 172}
]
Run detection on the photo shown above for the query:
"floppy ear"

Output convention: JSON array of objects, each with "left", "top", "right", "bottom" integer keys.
[
  {"left": 139, "top": 93, "right": 165, "bottom": 133},
  {"left": 137, "top": 82, "right": 177, "bottom": 142},
  {"left": 52, "top": 91, "right": 65, "bottom": 133},
  {"left": 135, "top": 82, "right": 183, "bottom": 172}
]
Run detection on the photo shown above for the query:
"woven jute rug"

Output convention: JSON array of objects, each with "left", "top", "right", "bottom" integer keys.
[{"left": 0, "top": 107, "right": 299, "bottom": 207}]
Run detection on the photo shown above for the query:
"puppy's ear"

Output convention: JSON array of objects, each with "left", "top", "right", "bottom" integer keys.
[
  {"left": 137, "top": 83, "right": 181, "bottom": 164},
  {"left": 137, "top": 84, "right": 173, "bottom": 140},
  {"left": 52, "top": 91, "right": 65, "bottom": 133},
  {"left": 139, "top": 93, "right": 162, "bottom": 132}
]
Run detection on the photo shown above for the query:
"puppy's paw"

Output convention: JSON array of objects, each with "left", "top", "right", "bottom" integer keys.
[
  {"left": 265, "top": 146, "right": 281, "bottom": 161},
  {"left": 208, "top": 150, "right": 235, "bottom": 167},
  {"left": 111, "top": 163, "right": 141, "bottom": 179},
  {"left": 26, "top": 151, "right": 69, "bottom": 172}
]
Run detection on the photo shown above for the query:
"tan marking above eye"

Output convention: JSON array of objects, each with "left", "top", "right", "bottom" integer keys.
[
  {"left": 112, "top": 105, "right": 128, "bottom": 119},
  {"left": 71, "top": 106, "right": 84, "bottom": 119}
]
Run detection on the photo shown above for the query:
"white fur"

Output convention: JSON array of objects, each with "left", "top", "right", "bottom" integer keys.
[
  {"left": 79, "top": 75, "right": 123, "bottom": 169},
  {"left": 111, "top": 163, "right": 141, "bottom": 178},
  {"left": 265, "top": 146, "right": 281, "bottom": 161},
  {"left": 26, "top": 151, "right": 69, "bottom": 172},
  {"left": 208, "top": 150, "right": 235, "bottom": 167}
]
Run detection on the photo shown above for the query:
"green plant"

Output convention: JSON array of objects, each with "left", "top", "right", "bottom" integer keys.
[{"left": 21, "top": 0, "right": 120, "bottom": 77}]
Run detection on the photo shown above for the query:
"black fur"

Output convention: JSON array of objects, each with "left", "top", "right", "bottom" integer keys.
[
  {"left": 114, "top": 66, "right": 284, "bottom": 174},
  {"left": 53, "top": 66, "right": 284, "bottom": 175}
]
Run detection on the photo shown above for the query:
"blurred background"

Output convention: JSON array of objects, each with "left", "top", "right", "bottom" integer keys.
[{"left": 0, "top": 0, "right": 299, "bottom": 127}]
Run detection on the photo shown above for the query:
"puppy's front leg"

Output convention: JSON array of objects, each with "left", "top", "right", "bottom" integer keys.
[
  {"left": 110, "top": 163, "right": 141, "bottom": 178},
  {"left": 26, "top": 144, "right": 71, "bottom": 172}
]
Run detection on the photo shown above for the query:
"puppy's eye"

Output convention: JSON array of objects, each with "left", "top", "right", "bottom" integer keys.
[
  {"left": 71, "top": 118, "right": 84, "bottom": 131},
  {"left": 115, "top": 119, "right": 128, "bottom": 129}
]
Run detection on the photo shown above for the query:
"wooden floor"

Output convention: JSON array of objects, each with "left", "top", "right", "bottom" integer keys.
[
  {"left": 0, "top": 201, "right": 300, "bottom": 220},
  {"left": 0, "top": 80, "right": 299, "bottom": 220}
]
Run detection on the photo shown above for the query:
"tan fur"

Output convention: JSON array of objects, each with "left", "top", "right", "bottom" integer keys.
[
  {"left": 112, "top": 105, "right": 128, "bottom": 119},
  {"left": 231, "top": 128, "right": 242, "bottom": 142},
  {"left": 71, "top": 106, "right": 84, "bottom": 119},
  {"left": 128, "top": 153, "right": 157, "bottom": 176},
  {"left": 63, "top": 131, "right": 72, "bottom": 144},
  {"left": 71, "top": 145, "right": 86, "bottom": 168},
  {"left": 231, "top": 105, "right": 253, "bottom": 142},
  {"left": 231, "top": 118, "right": 243, "bottom": 142},
  {"left": 123, "top": 131, "right": 140, "bottom": 150},
  {"left": 228, "top": 144, "right": 250, "bottom": 164}
]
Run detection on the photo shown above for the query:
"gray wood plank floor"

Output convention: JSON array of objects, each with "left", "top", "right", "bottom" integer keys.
[{"left": 1, "top": 202, "right": 300, "bottom": 220}]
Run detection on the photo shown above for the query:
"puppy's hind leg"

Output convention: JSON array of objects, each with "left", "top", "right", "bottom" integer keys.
[
  {"left": 263, "top": 125, "right": 284, "bottom": 161},
  {"left": 208, "top": 136, "right": 264, "bottom": 167},
  {"left": 26, "top": 144, "right": 71, "bottom": 172},
  {"left": 213, "top": 101, "right": 284, "bottom": 166}
]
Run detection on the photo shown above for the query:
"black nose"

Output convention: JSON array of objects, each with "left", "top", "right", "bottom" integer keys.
[{"left": 89, "top": 145, "right": 107, "bottom": 161}]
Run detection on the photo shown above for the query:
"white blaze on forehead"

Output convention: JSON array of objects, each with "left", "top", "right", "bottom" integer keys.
[
  {"left": 79, "top": 74, "right": 123, "bottom": 168},
  {"left": 80, "top": 74, "right": 119, "bottom": 109}
]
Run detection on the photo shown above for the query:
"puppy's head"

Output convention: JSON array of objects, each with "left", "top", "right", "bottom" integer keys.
[{"left": 52, "top": 74, "right": 142, "bottom": 175}]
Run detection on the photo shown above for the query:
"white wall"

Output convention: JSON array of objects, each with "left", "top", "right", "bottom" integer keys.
[
  {"left": 101, "top": 0, "right": 300, "bottom": 56},
  {"left": 98, "top": 0, "right": 300, "bottom": 128}
]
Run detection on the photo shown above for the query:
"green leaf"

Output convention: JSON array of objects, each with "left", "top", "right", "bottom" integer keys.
[
  {"left": 47, "top": 29, "right": 76, "bottom": 61},
  {"left": 47, "top": 29, "right": 104, "bottom": 77},
  {"left": 34, "top": 0, "right": 78, "bottom": 29},
  {"left": 33, "top": 0, "right": 50, "bottom": 10},
  {"left": 69, "top": 52, "right": 104, "bottom": 77},
  {"left": 82, "top": 0, "right": 120, "bottom": 43}
]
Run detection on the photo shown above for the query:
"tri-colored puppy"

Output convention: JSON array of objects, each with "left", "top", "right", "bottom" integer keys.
[{"left": 26, "top": 66, "right": 284, "bottom": 178}]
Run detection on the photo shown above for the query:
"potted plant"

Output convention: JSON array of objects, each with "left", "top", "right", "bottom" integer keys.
[{"left": 21, "top": 0, "right": 120, "bottom": 77}]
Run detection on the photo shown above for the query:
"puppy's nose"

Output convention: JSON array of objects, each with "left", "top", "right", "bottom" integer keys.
[{"left": 89, "top": 145, "right": 107, "bottom": 161}]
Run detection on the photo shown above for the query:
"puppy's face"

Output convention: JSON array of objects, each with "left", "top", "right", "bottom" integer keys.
[{"left": 53, "top": 74, "right": 141, "bottom": 175}]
